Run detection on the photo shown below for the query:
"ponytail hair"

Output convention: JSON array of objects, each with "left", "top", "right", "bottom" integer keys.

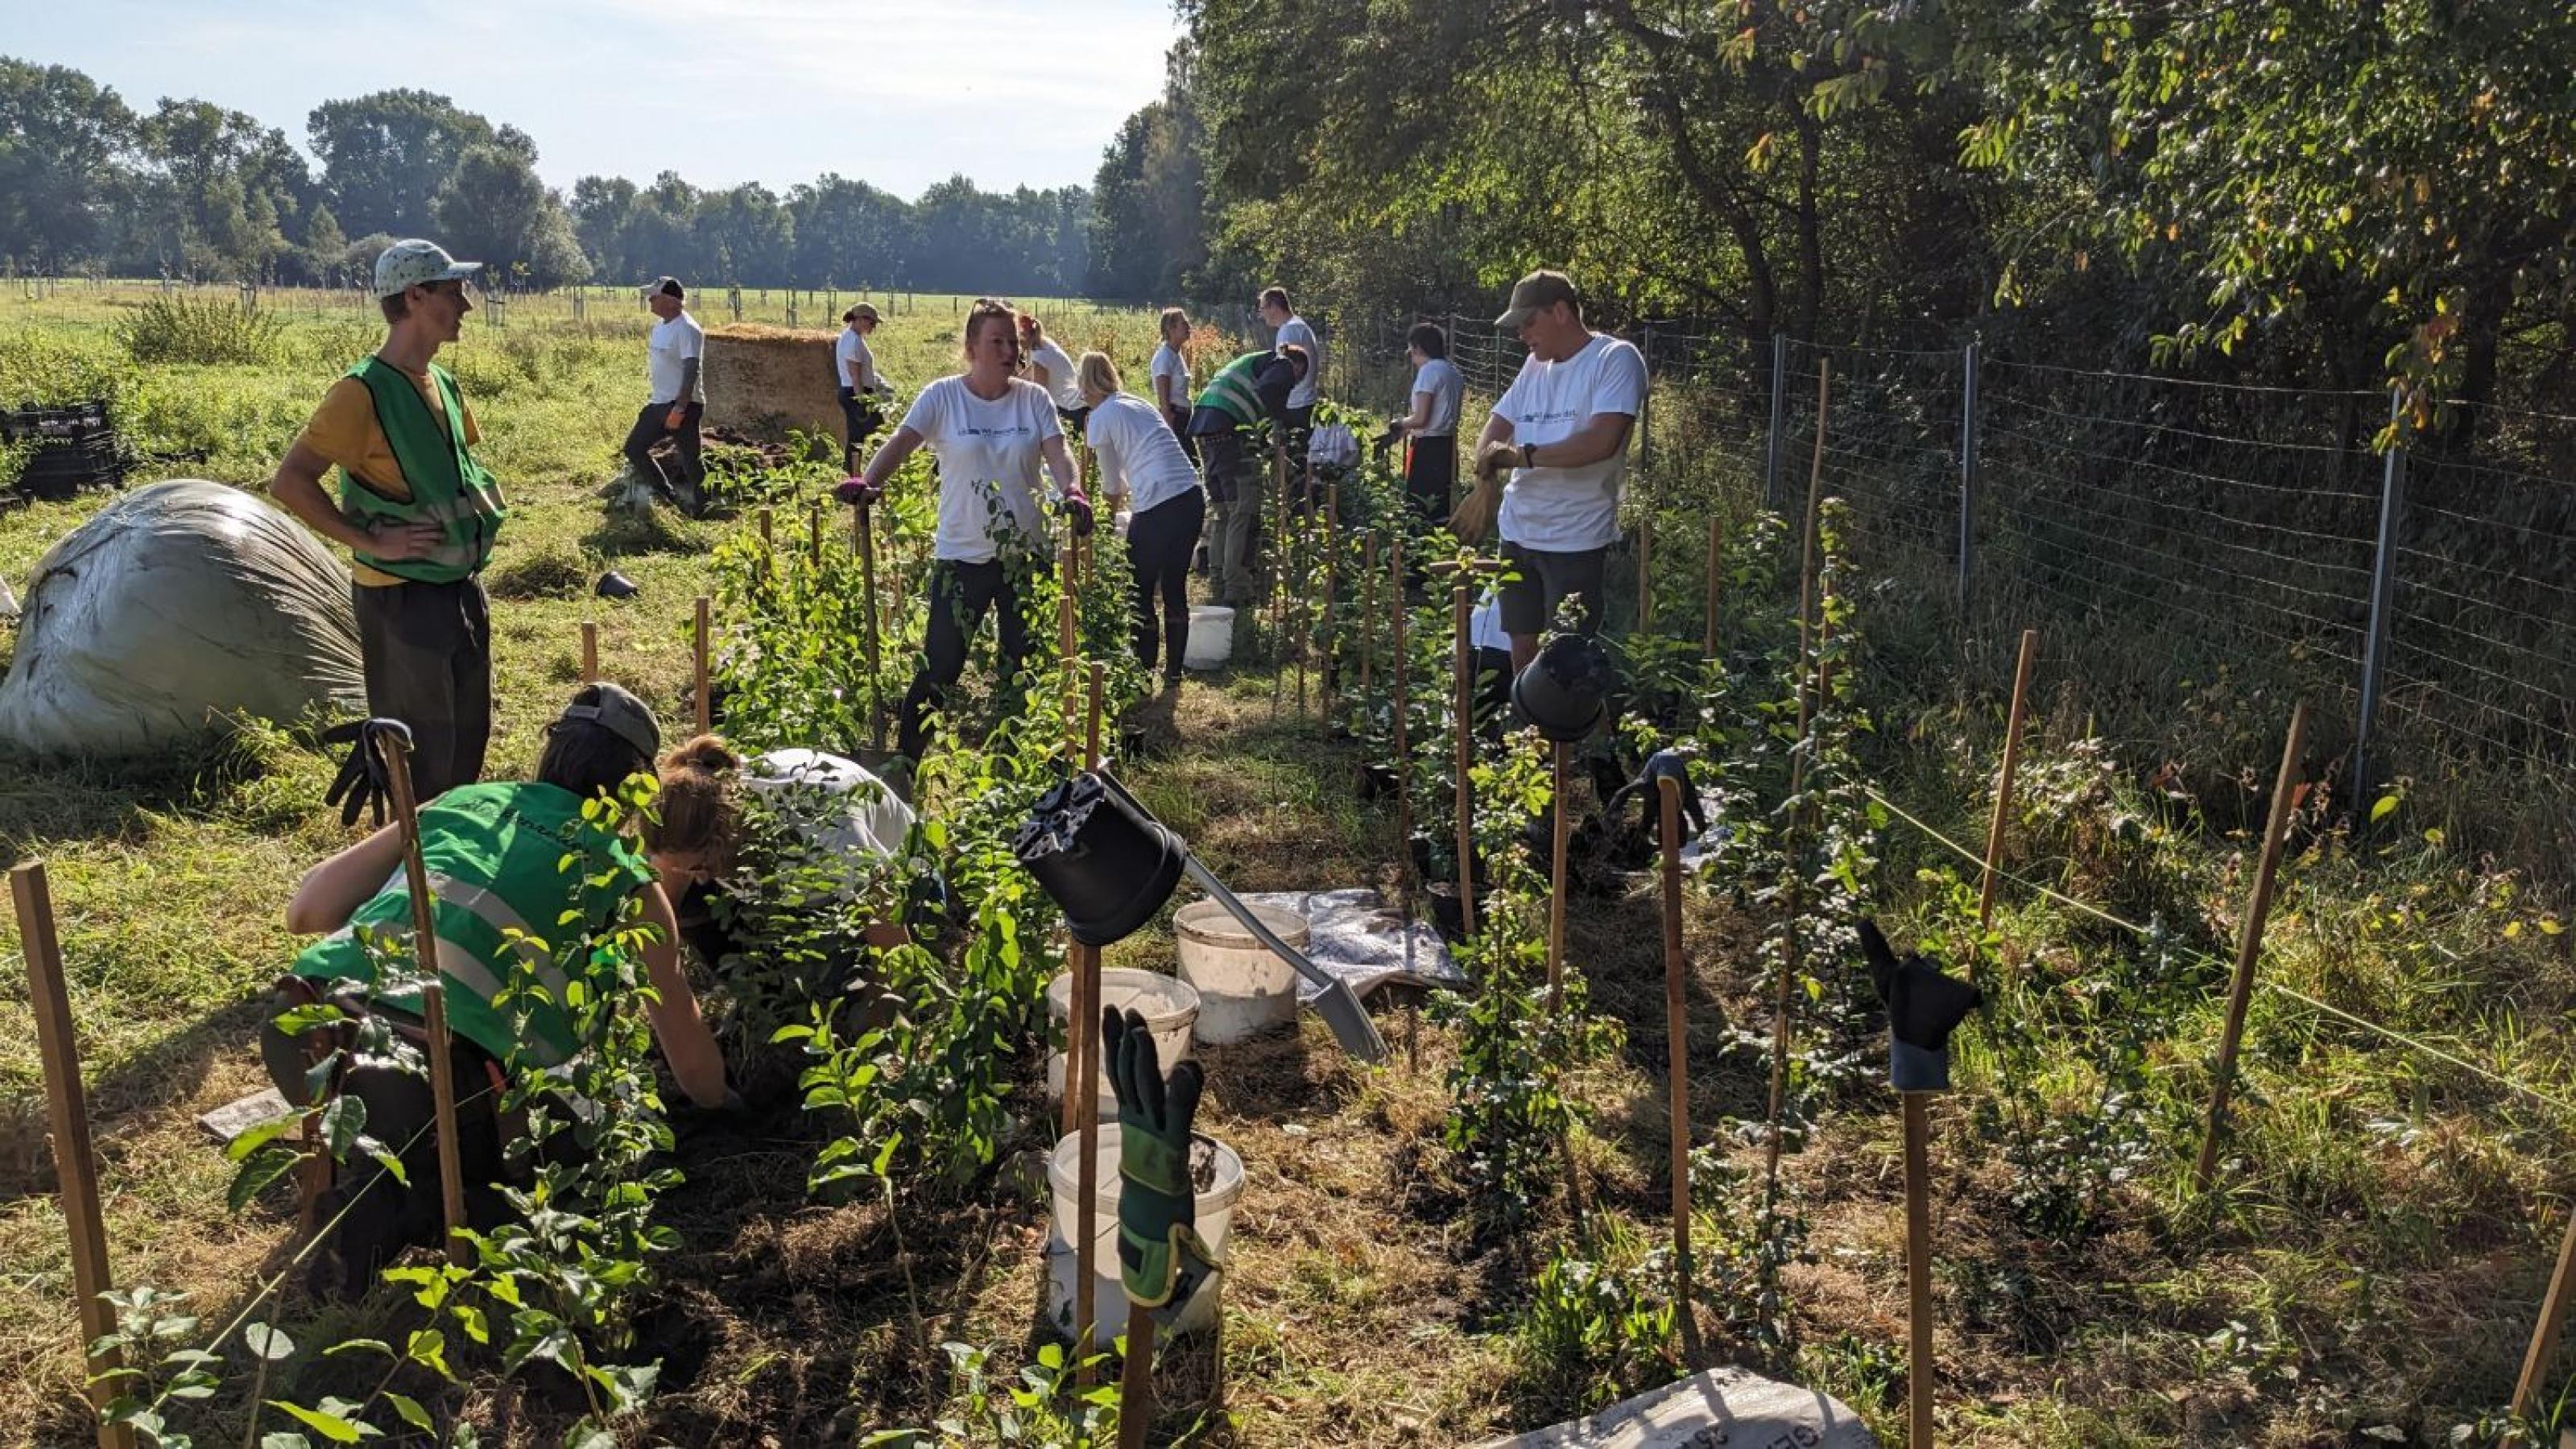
[{"left": 644, "top": 733, "right": 743, "bottom": 870}]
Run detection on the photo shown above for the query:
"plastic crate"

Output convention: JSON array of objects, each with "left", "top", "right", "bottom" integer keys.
[{"left": 2, "top": 398, "right": 127, "bottom": 500}]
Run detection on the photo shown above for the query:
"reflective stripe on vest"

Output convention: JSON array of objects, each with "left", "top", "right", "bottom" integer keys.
[
  {"left": 339, "top": 357, "right": 507, "bottom": 584},
  {"left": 1198, "top": 353, "right": 1269, "bottom": 427}
]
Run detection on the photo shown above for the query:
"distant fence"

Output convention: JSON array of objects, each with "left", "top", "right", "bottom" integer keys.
[{"left": 1317, "top": 307, "right": 2576, "bottom": 870}]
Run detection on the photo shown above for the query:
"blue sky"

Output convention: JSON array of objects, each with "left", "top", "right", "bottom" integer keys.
[{"left": 20, "top": 0, "right": 1185, "bottom": 199}]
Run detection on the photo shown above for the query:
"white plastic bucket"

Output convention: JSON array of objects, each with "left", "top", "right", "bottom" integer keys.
[
  {"left": 1182, "top": 606, "right": 1235, "bottom": 670},
  {"left": 1046, "top": 1125, "right": 1243, "bottom": 1338},
  {"left": 1173, "top": 898, "right": 1306, "bottom": 1044},
  {"left": 1045, "top": 968, "right": 1200, "bottom": 1117}
]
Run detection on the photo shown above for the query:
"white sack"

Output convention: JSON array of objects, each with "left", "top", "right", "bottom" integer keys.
[{"left": 0, "top": 479, "right": 364, "bottom": 753}]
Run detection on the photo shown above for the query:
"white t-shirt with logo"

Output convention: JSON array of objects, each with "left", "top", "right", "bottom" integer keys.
[
  {"left": 899, "top": 375, "right": 1063, "bottom": 564},
  {"left": 834, "top": 327, "right": 877, "bottom": 391},
  {"left": 1410, "top": 357, "right": 1464, "bottom": 437},
  {"left": 740, "top": 748, "right": 917, "bottom": 904},
  {"left": 647, "top": 311, "right": 705, "bottom": 404},
  {"left": 1274, "top": 315, "right": 1320, "bottom": 408},
  {"left": 1148, "top": 342, "right": 1191, "bottom": 412},
  {"left": 1025, "top": 339, "right": 1084, "bottom": 411},
  {"left": 1494, "top": 332, "right": 1648, "bottom": 552},
  {"left": 1085, "top": 392, "right": 1201, "bottom": 515}
]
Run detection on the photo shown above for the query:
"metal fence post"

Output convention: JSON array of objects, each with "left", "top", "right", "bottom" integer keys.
[
  {"left": 1764, "top": 332, "right": 1788, "bottom": 510},
  {"left": 1958, "top": 339, "right": 1981, "bottom": 616},
  {"left": 2351, "top": 385, "right": 2407, "bottom": 807}
]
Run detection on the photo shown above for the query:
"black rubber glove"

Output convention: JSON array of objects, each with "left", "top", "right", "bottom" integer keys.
[
  {"left": 835, "top": 477, "right": 881, "bottom": 507},
  {"left": 1104, "top": 1005, "right": 1224, "bottom": 1312},
  {"left": 1605, "top": 748, "right": 1708, "bottom": 844},
  {"left": 1064, "top": 492, "right": 1097, "bottom": 539},
  {"left": 1859, "top": 919, "right": 1983, "bottom": 1092},
  {"left": 320, "top": 717, "right": 415, "bottom": 829}
]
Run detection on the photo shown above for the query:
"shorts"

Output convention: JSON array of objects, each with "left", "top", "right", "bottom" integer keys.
[{"left": 1499, "top": 539, "right": 1607, "bottom": 637}]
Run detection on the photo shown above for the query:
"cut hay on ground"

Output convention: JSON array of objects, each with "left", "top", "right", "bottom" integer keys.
[{"left": 705, "top": 324, "right": 843, "bottom": 443}]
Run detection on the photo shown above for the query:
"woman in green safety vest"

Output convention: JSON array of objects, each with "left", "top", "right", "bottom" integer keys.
[{"left": 1187, "top": 344, "right": 1308, "bottom": 606}]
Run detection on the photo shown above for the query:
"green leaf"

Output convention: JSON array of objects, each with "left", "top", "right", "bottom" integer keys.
[
  {"left": 318, "top": 1094, "right": 367, "bottom": 1158},
  {"left": 563, "top": 1421, "right": 618, "bottom": 1449},
  {"left": 229, "top": 1141, "right": 304, "bottom": 1215},
  {"left": 246, "top": 1321, "right": 296, "bottom": 1360},
  {"left": 222, "top": 1112, "right": 306, "bottom": 1164},
  {"left": 261, "top": 1434, "right": 315, "bottom": 1449},
  {"left": 2371, "top": 792, "right": 2400, "bottom": 823},
  {"left": 322, "top": 1339, "right": 391, "bottom": 1359},
  {"left": 384, "top": 1393, "right": 432, "bottom": 1433},
  {"left": 266, "top": 1401, "right": 364, "bottom": 1444}
]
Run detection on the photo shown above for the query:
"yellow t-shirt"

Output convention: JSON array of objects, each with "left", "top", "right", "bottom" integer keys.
[{"left": 293, "top": 366, "right": 484, "bottom": 587}]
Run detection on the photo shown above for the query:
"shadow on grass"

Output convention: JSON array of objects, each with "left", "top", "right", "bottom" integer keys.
[{"left": 0, "top": 733, "right": 284, "bottom": 865}]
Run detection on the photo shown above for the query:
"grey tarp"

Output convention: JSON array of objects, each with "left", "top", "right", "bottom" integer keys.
[{"left": 0, "top": 479, "right": 363, "bottom": 753}]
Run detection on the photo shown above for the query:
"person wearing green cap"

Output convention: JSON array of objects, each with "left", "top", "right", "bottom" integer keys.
[
  {"left": 270, "top": 238, "right": 507, "bottom": 803},
  {"left": 263, "top": 683, "right": 734, "bottom": 1292},
  {"left": 1471, "top": 268, "right": 1648, "bottom": 671}
]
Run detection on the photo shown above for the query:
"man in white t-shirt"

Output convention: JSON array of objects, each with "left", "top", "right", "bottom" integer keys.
[
  {"left": 626, "top": 276, "right": 708, "bottom": 514},
  {"left": 1473, "top": 269, "right": 1648, "bottom": 670},
  {"left": 1259, "top": 285, "right": 1322, "bottom": 438}
]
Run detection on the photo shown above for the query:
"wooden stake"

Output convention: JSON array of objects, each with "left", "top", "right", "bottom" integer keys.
[
  {"left": 579, "top": 621, "right": 597, "bottom": 683},
  {"left": 2193, "top": 700, "right": 2310, "bottom": 1194},
  {"left": 1269, "top": 444, "right": 1288, "bottom": 705},
  {"left": 693, "top": 596, "right": 713, "bottom": 734},
  {"left": 1703, "top": 515, "right": 1723, "bottom": 661},
  {"left": 1902, "top": 1092, "right": 1937, "bottom": 1449},
  {"left": 1637, "top": 519, "right": 1652, "bottom": 630},
  {"left": 1979, "top": 630, "right": 2041, "bottom": 930},
  {"left": 12, "top": 862, "right": 138, "bottom": 1449},
  {"left": 1086, "top": 661, "right": 1106, "bottom": 773},
  {"left": 808, "top": 502, "right": 822, "bottom": 565},
  {"left": 855, "top": 503, "right": 884, "bottom": 753},
  {"left": 1391, "top": 539, "right": 1413, "bottom": 901},
  {"left": 1795, "top": 361, "right": 1832, "bottom": 741},
  {"left": 1117, "top": 1298, "right": 1154, "bottom": 1447},
  {"left": 1073, "top": 667, "right": 1106, "bottom": 1385},
  {"left": 1547, "top": 741, "right": 1571, "bottom": 1008},
  {"left": 1059, "top": 544, "right": 1081, "bottom": 758},
  {"left": 1359, "top": 532, "right": 1377, "bottom": 708},
  {"left": 2513, "top": 1199, "right": 2576, "bottom": 1418},
  {"left": 1451, "top": 584, "right": 1476, "bottom": 937},
  {"left": 379, "top": 737, "right": 469, "bottom": 1266},
  {"left": 1656, "top": 778, "right": 1697, "bottom": 1353}
]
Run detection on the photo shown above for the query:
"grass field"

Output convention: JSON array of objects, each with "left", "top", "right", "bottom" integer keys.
[{"left": 1, "top": 286, "right": 2573, "bottom": 1447}]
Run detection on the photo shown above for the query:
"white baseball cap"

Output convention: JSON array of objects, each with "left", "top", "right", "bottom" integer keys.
[{"left": 373, "top": 238, "right": 482, "bottom": 299}]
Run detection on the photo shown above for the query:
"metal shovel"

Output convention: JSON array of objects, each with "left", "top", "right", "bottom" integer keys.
[{"left": 1092, "top": 770, "right": 1388, "bottom": 1063}]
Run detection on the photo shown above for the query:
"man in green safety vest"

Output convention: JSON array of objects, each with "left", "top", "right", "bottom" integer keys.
[
  {"left": 272, "top": 238, "right": 508, "bottom": 801},
  {"left": 1186, "top": 344, "right": 1308, "bottom": 606}
]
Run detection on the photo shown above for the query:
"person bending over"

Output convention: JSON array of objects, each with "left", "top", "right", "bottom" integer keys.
[{"left": 1078, "top": 351, "right": 1205, "bottom": 683}]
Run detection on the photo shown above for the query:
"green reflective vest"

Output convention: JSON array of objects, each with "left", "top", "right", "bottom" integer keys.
[
  {"left": 1197, "top": 351, "right": 1275, "bottom": 428},
  {"left": 337, "top": 357, "right": 507, "bottom": 584},
  {"left": 292, "top": 782, "right": 650, "bottom": 1067}
]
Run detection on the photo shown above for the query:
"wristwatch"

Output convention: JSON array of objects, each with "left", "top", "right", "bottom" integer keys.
[{"left": 1520, "top": 442, "right": 1538, "bottom": 469}]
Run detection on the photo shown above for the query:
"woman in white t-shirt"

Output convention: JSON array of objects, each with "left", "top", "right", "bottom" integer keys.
[
  {"left": 1017, "top": 312, "right": 1090, "bottom": 433},
  {"left": 1393, "top": 320, "right": 1466, "bottom": 524},
  {"left": 835, "top": 303, "right": 891, "bottom": 471},
  {"left": 839, "top": 298, "right": 1090, "bottom": 760},
  {"left": 1078, "top": 351, "right": 1205, "bottom": 683},
  {"left": 1148, "top": 307, "right": 1197, "bottom": 463}
]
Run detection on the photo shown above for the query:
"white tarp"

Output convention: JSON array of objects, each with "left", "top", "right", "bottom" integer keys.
[
  {"left": 0, "top": 479, "right": 364, "bottom": 753},
  {"left": 1474, "top": 1367, "right": 1877, "bottom": 1449}
]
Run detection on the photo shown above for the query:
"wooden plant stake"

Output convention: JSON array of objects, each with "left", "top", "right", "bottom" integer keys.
[
  {"left": 2512, "top": 1203, "right": 2576, "bottom": 1418},
  {"left": 1547, "top": 741, "right": 1571, "bottom": 1008},
  {"left": 1451, "top": 583, "right": 1476, "bottom": 937},
  {"left": 854, "top": 502, "right": 885, "bottom": 752},
  {"left": 1072, "top": 664, "right": 1107, "bottom": 1391},
  {"left": 1654, "top": 778, "right": 1699, "bottom": 1353},
  {"left": 1390, "top": 538, "right": 1413, "bottom": 902},
  {"left": 1902, "top": 1092, "right": 1937, "bottom": 1449},
  {"left": 808, "top": 502, "right": 822, "bottom": 565},
  {"left": 1269, "top": 443, "right": 1289, "bottom": 696},
  {"left": 13, "top": 861, "right": 139, "bottom": 1449},
  {"left": 2193, "top": 700, "right": 2310, "bottom": 1194},
  {"left": 1703, "top": 515, "right": 1723, "bottom": 660},
  {"left": 1359, "top": 532, "right": 1377, "bottom": 707},
  {"left": 1637, "top": 520, "right": 1652, "bottom": 630},
  {"left": 579, "top": 621, "right": 598, "bottom": 684},
  {"left": 757, "top": 505, "right": 774, "bottom": 554},
  {"left": 1059, "top": 544, "right": 1081, "bottom": 759},
  {"left": 1979, "top": 629, "right": 2041, "bottom": 929},
  {"left": 1118, "top": 1298, "right": 1154, "bottom": 1448},
  {"left": 379, "top": 735, "right": 469, "bottom": 1266},
  {"left": 693, "top": 596, "right": 713, "bottom": 733}
]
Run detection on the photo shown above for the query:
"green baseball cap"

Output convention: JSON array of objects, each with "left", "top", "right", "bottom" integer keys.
[
  {"left": 554, "top": 682, "right": 663, "bottom": 764},
  {"left": 1495, "top": 269, "right": 1579, "bottom": 329},
  {"left": 374, "top": 238, "right": 481, "bottom": 299}
]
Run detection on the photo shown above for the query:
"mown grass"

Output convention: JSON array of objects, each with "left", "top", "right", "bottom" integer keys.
[{"left": 0, "top": 286, "right": 2571, "bottom": 1447}]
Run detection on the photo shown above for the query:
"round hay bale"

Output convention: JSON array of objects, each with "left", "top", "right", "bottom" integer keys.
[
  {"left": 0, "top": 479, "right": 364, "bottom": 754},
  {"left": 705, "top": 323, "right": 844, "bottom": 443}
]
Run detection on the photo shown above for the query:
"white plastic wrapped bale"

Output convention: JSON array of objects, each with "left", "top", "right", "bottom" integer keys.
[
  {"left": 1474, "top": 1366, "right": 1876, "bottom": 1449},
  {"left": 0, "top": 479, "right": 365, "bottom": 753}
]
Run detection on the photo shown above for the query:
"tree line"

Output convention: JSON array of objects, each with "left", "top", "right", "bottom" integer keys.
[
  {"left": 0, "top": 61, "right": 1094, "bottom": 295},
  {"left": 1085, "top": 0, "right": 2574, "bottom": 422}
]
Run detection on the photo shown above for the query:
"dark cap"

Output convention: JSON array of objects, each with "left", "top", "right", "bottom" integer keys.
[
  {"left": 643, "top": 276, "right": 685, "bottom": 301},
  {"left": 1495, "top": 269, "right": 1579, "bottom": 329},
  {"left": 553, "top": 682, "right": 662, "bottom": 763}
]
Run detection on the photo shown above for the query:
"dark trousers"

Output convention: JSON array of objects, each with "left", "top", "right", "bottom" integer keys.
[
  {"left": 353, "top": 576, "right": 492, "bottom": 802},
  {"left": 1406, "top": 434, "right": 1458, "bottom": 525},
  {"left": 623, "top": 400, "right": 705, "bottom": 509},
  {"left": 1164, "top": 402, "right": 1199, "bottom": 465},
  {"left": 837, "top": 387, "right": 883, "bottom": 472},
  {"left": 1127, "top": 486, "right": 1207, "bottom": 675},
  {"left": 899, "top": 559, "right": 1031, "bottom": 759}
]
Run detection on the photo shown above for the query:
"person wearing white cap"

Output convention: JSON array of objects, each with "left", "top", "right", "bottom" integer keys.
[
  {"left": 268, "top": 238, "right": 506, "bottom": 802},
  {"left": 1470, "top": 268, "right": 1647, "bottom": 671},
  {"left": 626, "top": 277, "right": 707, "bottom": 514}
]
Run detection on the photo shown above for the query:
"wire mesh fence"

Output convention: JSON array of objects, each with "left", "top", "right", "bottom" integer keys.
[{"left": 1352, "top": 309, "right": 2576, "bottom": 869}]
